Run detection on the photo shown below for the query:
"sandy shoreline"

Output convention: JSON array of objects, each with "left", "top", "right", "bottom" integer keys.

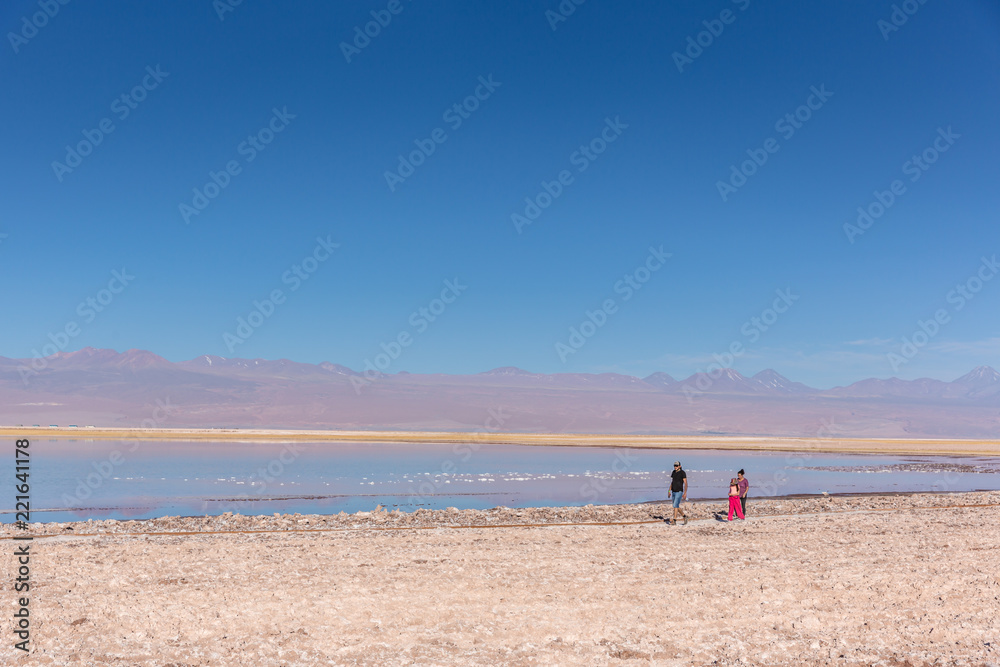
[
  {"left": 3, "top": 425, "right": 1000, "bottom": 456},
  {"left": 4, "top": 491, "right": 998, "bottom": 665},
  {"left": 4, "top": 489, "right": 999, "bottom": 537}
]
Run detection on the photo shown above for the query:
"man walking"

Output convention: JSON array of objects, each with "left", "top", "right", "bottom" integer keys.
[
  {"left": 737, "top": 469, "right": 749, "bottom": 518},
  {"left": 669, "top": 461, "right": 687, "bottom": 525}
]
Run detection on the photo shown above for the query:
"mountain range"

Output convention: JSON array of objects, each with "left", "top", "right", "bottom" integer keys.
[{"left": 2, "top": 347, "right": 1000, "bottom": 438}]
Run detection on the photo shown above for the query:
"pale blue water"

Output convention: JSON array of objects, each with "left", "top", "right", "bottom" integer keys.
[{"left": 3, "top": 439, "right": 999, "bottom": 523}]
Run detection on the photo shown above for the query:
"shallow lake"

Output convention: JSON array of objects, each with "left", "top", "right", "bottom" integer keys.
[{"left": 5, "top": 439, "right": 1000, "bottom": 522}]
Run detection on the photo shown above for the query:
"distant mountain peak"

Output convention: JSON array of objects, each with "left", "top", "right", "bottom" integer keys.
[
  {"left": 690, "top": 368, "right": 752, "bottom": 383},
  {"left": 479, "top": 366, "right": 536, "bottom": 376},
  {"left": 189, "top": 354, "right": 226, "bottom": 366},
  {"left": 319, "top": 361, "right": 359, "bottom": 376},
  {"left": 752, "top": 369, "right": 815, "bottom": 394},
  {"left": 954, "top": 365, "right": 1000, "bottom": 385},
  {"left": 951, "top": 366, "right": 1000, "bottom": 398},
  {"left": 47, "top": 347, "right": 169, "bottom": 369},
  {"left": 676, "top": 368, "right": 764, "bottom": 394},
  {"left": 643, "top": 372, "right": 677, "bottom": 389},
  {"left": 52, "top": 346, "right": 115, "bottom": 360},
  {"left": 121, "top": 348, "right": 164, "bottom": 359}
]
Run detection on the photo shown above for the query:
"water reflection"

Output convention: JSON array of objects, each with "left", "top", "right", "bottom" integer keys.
[{"left": 4, "top": 439, "right": 999, "bottom": 522}]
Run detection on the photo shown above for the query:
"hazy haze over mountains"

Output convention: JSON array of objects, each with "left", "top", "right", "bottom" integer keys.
[{"left": 2, "top": 348, "right": 999, "bottom": 438}]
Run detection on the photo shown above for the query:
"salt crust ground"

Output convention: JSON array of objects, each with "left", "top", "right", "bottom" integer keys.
[{"left": 3, "top": 491, "right": 999, "bottom": 666}]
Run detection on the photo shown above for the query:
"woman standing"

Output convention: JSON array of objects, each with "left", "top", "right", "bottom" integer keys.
[{"left": 727, "top": 477, "right": 745, "bottom": 521}]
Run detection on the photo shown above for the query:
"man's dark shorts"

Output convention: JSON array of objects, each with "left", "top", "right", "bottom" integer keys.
[{"left": 672, "top": 490, "right": 683, "bottom": 508}]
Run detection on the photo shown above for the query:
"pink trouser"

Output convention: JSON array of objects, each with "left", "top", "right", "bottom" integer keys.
[{"left": 728, "top": 496, "right": 744, "bottom": 520}]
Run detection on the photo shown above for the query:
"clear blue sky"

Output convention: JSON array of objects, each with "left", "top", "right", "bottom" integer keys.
[{"left": 2, "top": 0, "right": 998, "bottom": 388}]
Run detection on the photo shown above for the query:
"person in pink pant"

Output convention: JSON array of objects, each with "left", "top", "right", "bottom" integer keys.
[{"left": 727, "top": 477, "right": 745, "bottom": 521}]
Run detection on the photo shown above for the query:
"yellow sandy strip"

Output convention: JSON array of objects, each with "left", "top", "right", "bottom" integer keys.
[{"left": 2, "top": 426, "right": 999, "bottom": 456}]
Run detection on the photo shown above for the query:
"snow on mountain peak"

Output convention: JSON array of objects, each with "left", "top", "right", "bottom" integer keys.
[{"left": 954, "top": 366, "right": 1000, "bottom": 385}]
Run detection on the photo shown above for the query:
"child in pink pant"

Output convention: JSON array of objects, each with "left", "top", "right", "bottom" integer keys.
[{"left": 728, "top": 478, "right": 745, "bottom": 520}]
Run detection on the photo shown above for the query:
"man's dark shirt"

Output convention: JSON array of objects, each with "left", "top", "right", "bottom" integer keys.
[{"left": 671, "top": 469, "right": 686, "bottom": 493}]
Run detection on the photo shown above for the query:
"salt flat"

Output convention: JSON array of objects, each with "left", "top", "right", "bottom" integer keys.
[{"left": 4, "top": 491, "right": 999, "bottom": 665}]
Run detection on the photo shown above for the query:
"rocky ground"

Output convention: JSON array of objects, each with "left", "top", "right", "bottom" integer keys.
[
  {"left": 3, "top": 491, "right": 999, "bottom": 665},
  {"left": 9, "top": 490, "right": 1000, "bottom": 537}
]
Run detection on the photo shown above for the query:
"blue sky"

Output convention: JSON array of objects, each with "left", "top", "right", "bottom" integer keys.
[{"left": 2, "top": 0, "right": 999, "bottom": 388}]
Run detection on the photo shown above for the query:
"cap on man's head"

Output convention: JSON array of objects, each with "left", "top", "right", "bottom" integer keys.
[{"left": 674, "top": 461, "right": 681, "bottom": 466}]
